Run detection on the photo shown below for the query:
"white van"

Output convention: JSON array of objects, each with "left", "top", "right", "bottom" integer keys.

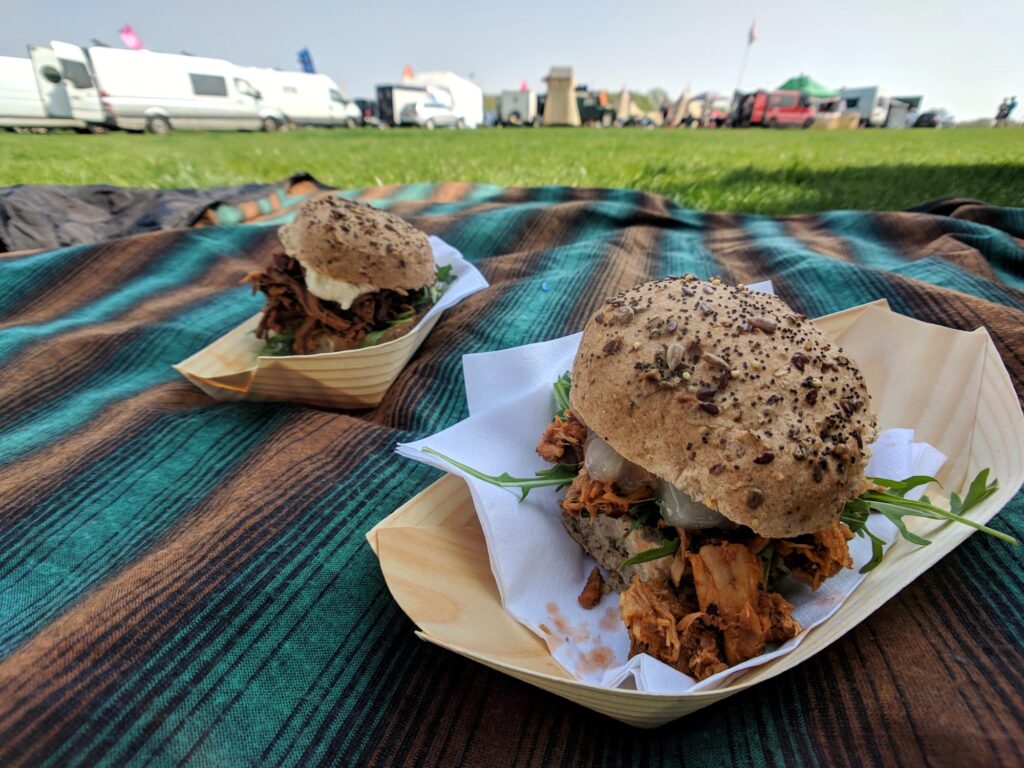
[
  {"left": 0, "top": 49, "right": 109, "bottom": 131},
  {"left": 840, "top": 86, "right": 893, "bottom": 127},
  {"left": 86, "top": 47, "right": 285, "bottom": 133},
  {"left": 240, "top": 68, "right": 361, "bottom": 127}
]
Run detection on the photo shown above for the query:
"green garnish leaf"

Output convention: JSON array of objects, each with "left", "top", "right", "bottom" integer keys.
[
  {"left": 421, "top": 447, "right": 579, "bottom": 501},
  {"left": 258, "top": 331, "right": 295, "bottom": 356},
  {"left": 842, "top": 468, "right": 1015, "bottom": 573},
  {"left": 436, "top": 264, "right": 455, "bottom": 284},
  {"left": 553, "top": 371, "right": 572, "bottom": 418},
  {"left": 619, "top": 538, "right": 680, "bottom": 570}
]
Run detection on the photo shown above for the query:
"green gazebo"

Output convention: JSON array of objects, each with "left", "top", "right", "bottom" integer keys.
[{"left": 777, "top": 74, "right": 839, "bottom": 100}]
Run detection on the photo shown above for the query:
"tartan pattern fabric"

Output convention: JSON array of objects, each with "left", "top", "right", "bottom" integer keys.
[{"left": 0, "top": 183, "right": 1022, "bottom": 767}]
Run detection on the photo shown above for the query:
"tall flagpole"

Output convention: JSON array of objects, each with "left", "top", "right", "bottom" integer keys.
[{"left": 734, "top": 20, "right": 755, "bottom": 98}]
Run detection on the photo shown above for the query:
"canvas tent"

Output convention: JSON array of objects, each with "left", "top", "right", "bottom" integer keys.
[
  {"left": 409, "top": 71, "right": 484, "bottom": 128},
  {"left": 542, "top": 66, "right": 580, "bottom": 126},
  {"left": 777, "top": 75, "right": 839, "bottom": 100},
  {"left": 668, "top": 84, "right": 693, "bottom": 126}
]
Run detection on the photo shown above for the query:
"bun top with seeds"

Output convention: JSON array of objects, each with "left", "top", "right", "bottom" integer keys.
[
  {"left": 570, "top": 275, "right": 878, "bottom": 538},
  {"left": 278, "top": 196, "right": 435, "bottom": 306}
]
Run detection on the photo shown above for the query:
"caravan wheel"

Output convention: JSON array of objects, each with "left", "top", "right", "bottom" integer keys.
[
  {"left": 344, "top": 117, "right": 357, "bottom": 129},
  {"left": 146, "top": 116, "right": 171, "bottom": 135},
  {"left": 262, "top": 117, "right": 281, "bottom": 132},
  {"left": 455, "top": 118, "right": 466, "bottom": 129},
  {"left": 424, "top": 119, "right": 436, "bottom": 130}
]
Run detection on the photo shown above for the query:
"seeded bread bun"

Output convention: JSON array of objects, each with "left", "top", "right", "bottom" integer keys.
[
  {"left": 571, "top": 276, "right": 878, "bottom": 538},
  {"left": 278, "top": 196, "right": 434, "bottom": 291}
]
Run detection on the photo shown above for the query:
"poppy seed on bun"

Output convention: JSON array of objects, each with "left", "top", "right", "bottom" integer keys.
[{"left": 570, "top": 276, "right": 878, "bottom": 538}]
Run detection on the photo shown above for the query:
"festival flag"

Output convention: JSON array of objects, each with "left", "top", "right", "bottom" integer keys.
[
  {"left": 402, "top": 64, "right": 414, "bottom": 83},
  {"left": 119, "top": 24, "right": 143, "bottom": 50},
  {"left": 748, "top": 21, "right": 757, "bottom": 45},
  {"left": 298, "top": 48, "right": 316, "bottom": 74}
]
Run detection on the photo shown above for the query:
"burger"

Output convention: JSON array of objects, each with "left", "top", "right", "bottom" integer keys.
[
  {"left": 536, "top": 275, "right": 879, "bottom": 680},
  {"left": 245, "top": 196, "right": 452, "bottom": 355}
]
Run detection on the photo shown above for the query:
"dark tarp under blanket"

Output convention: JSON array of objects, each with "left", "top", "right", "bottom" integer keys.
[
  {"left": 0, "top": 172, "right": 327, "bottom": 253},
  {"left": 0, "top": 181, "right": 1022, "bottom": 767}
]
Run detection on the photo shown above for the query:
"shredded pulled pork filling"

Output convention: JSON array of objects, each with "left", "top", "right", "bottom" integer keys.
[
  {"left": 244, "top": 253, "right": 425, "bottom": 354},
  {"left": 537, "top": 410, "right": 588, "bottom": 465},
  {"left": 578, "top": 567, "right": 604, "bottom": 609},
  {"left": 537, "top": 413, "right": 853, "bottom": 682},
  {"left": 774, "top": 523, "right": 854, "bottom": 590},
  {"left": 561, "top": 468, "right": 655, "bottom": 518}
]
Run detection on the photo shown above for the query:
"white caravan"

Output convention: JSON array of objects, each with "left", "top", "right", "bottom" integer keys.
[
  {"left": 498, "top": 90, "right": 538, "bottom": 125},
  {"left": 86, "top": 47, "right": 284, "bottom": 133},
  {"left": 239, "top": 68, "right": 361, "bottom": 127},
  {"left": 839, "top": 86, "right": 897, "bottom": 127}
]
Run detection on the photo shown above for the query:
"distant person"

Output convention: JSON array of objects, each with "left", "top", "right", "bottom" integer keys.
[
  {"left": 995, "top": 98, "right": 1010, "bottom": 127},
  {"left": 1008, "top": 96, "right": 1019, "bottom": 124}
]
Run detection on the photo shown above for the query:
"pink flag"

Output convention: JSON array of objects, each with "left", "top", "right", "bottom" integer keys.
[
  {"left": 120, "top": 24, "right": 143, "bottom": 51},
  {"left": 520, "top": 80, "right": 529, "bottom": 92},
  {"left": 748, "top": 21, "right": 757, "bottom": 45}
]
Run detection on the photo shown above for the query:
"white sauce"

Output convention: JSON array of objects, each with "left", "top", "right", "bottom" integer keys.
[{"left": 298, "top": 258, "right": 376, "bottom": 309}]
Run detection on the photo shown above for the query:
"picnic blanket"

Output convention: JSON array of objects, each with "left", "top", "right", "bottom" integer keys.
[{"left": 1, "top": 182, "right": 1022, "bottom": 767}]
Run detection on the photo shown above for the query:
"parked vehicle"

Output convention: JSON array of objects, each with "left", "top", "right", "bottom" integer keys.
[
  {"left": 734, "top": 90, "right": 816, "bottom": 128},
  {"left": 399, "top": 94, "right": 464, "bottom": 129},
  {"left": 839, "top": 86, "right": 893, "bottom": 127},
  {"left": 376, "top": 84, "right": 430, "bottom": 126},
  {"left": 240, "top": 68, "right": 361, "bottom": 128},
  {"left": 913, "top": 110, "right": 955, "bottom": 128},
  {"left": 0, "top": 54, "right": 74, "bottom": 131},
  {"left": 498, "top": 89, "right": 537, "bottom": 125},
  {"left": 354, "top": 99, "right": 380, "bottom": 126},
  {"left": 0, "top": 47, "right": 111, "bottom": 132},
  {"left": 408, "top": 71, "right": 483, "bottom": 128},
  {"left": 575, "top": 86, "right": 615, "bottom": 126},
  {"left": 86, "top": 47, "right": 284, "bottom": 133},
  {"left": 49, "top": 41, "right": 107, "bottom": 127}
]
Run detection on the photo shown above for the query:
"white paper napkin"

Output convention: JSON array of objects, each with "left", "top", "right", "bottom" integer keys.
[
  {"left": 418, "top": 236, "right": 489, "bottom": 324},
  {"left": 396, "top": 286, "right": 946, "bottom": 694}
]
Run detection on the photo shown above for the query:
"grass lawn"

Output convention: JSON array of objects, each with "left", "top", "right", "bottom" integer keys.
[{"left": 1, "top": 126, "right": 1022, "bottom": 215}]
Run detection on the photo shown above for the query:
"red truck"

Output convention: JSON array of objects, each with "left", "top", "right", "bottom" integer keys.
[{"left": 734, "top": 90, "right": 817, "bottom": 128}]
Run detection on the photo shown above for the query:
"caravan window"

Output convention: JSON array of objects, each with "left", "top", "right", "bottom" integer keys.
[
  {"left": 330, "top": 89, "right": 346, "bottom": 104},
  {"left": 284, "top": 86, "right": 298, "bottom": 95},
  {"left": 190, "top": 74, "right": 228, "bottom": 97},
  {"left": 59, "top": 60, "right": 93, "bottom": 89}
]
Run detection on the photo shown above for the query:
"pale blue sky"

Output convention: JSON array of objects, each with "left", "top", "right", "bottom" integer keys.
[{"left": 2, "top": 0, "right": 1021, "bottom": 119}]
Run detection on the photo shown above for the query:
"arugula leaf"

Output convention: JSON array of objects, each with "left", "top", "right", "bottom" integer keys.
[
  {"left": 435, "top": 264, "right": 455, "bottom": 284},
  {"left": 258, "top": 331, "right": 295, "bottom": 356},
  {"left": 421, "top": 447, "right": 579, "bottom": 501},
  {"left": 842, "top": 469, "right": 1016, "bottom": 573},
  {"left": 759, "top": 542, "right": 775, "bottom": 585},
  {"left": 619, "top": 538, "right": 680, "bottom": 570},
  {"left": 553, "top": 371, "right": 572, "bottom": 418}
]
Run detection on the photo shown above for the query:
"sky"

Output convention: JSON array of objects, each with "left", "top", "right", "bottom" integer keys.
[{"left": 2, "top": 0, "right": 1022, "bottom": 120}]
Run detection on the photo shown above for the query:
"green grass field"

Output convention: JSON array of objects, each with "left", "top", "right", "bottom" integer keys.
[{"left": 2, "top": 126, "right": 1022, "bottom": 215}]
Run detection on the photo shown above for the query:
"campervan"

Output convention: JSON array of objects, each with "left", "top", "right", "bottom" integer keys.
[
  {"left": 86, "top": 47, "right": 284, "bottom": 133},
  {"left": 239, "top": 68, "right": 361, "bottom": 127}
]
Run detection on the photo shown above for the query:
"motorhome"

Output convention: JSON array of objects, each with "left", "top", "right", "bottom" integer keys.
[
  {"left": 86, "top": 47, "right": 284, "bottom": 133},
  {"left": 239, "top": 68, "right": 361, "bottom": 127}
]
